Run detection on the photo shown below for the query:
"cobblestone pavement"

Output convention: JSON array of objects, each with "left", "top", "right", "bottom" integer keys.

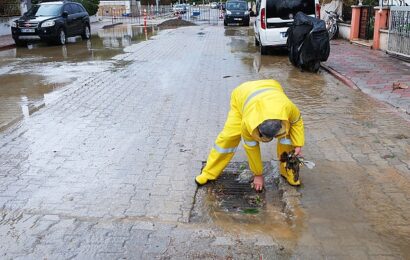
[
  {"left": 323, "top": 40, "right": 410, "bottom": 116},
  {"left": 0, "top": 24, "right": 409, "bottom": 259}
]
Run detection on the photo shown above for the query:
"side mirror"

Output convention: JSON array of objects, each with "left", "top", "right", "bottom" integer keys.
[{"left": 62, "top": 11, "right": 68, "bottom": 18}]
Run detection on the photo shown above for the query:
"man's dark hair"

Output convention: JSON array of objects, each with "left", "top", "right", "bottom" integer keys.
[{"left": 259, "top": 120, "right": 282, "bottom": 138}]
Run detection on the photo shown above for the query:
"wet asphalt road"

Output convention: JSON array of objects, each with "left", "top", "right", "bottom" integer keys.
[{"left": 0, "top": 23, "right": 409, "bottom": 259}]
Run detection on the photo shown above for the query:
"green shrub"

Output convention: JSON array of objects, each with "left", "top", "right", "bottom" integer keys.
[{"left": 73, "top": 0, "right": 100, "bottom": 16}]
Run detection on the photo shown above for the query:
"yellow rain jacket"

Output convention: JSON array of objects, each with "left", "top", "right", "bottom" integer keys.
[{"left": 200, "top": 79, "right": 304, "bottom": 180}]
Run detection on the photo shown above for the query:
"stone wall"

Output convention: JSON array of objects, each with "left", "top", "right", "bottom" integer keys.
[{"left": 338, "top": 22, "right": 351, "bottom": 40}]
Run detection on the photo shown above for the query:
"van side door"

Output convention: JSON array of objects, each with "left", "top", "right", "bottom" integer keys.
[{"left": 254, "top": 0, "right": 261, "bottom": 36}]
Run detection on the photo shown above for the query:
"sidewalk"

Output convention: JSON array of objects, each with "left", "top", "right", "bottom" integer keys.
[
  {"left": 322, "top": 40, "right": 410, "bottom": 116},
  {"left": 0, "top": 34, "right": 14, "bottom": 50}
]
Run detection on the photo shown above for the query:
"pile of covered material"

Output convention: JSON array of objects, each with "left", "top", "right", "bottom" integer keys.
[{"left": 286, "top": 12, "right": 330, "bottom": 72}]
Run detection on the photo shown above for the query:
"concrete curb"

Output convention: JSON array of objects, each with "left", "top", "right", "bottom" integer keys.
[
  {"left": 270, "top": 161, "right": 302, "bottom": 221},
  {"left": 0, "top": 40, "right": 15, "bottom": 51},
  {"left": 0, "top": 101, "right": 45, "bottom": 132},
  {"left": 102, "top": 22, "right": 123, "bottom": 29},
  {"left": 321, "top": 62, "right": 410, "bottom": 121},
  {"left": 321, "top": 63, "right": 360, "bottom": 91}
]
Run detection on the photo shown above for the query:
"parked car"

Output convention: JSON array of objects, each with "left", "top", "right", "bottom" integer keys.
[
  {"left": 11, "top": 1, "right": 90, "bottom": 46},
  {"left": 210, "top": 2, "right": 219, "bottom": 8},
  {"left": 253, "top": 0, "right": 319, "bottom": 54},
  {"left": 224, "top": 0, "right": 250, "bottom": 26}
]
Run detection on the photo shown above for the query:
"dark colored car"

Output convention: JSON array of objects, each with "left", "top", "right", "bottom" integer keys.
[
  {"left": 11, "top": 1, "right": 90, "bottom": 46},
  {"left": 224, "top": 0, "right": 250, "bottom": 26}
]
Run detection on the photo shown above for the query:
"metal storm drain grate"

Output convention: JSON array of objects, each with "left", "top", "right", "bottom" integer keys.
[
  {"left": 208, "top": 162, "right": 266, "bottom": 214},
  {"left": 190, "top": 161, "right": 285, "bottom": 223}
]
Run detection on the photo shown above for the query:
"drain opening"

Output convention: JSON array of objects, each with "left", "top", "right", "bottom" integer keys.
[{"left": 190, "top": 161, "right": 285, "bottom": 223}]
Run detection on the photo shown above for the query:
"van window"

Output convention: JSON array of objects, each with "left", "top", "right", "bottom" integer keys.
[{"left": 266, "top": 0, "right": 315, "bottom": 20}]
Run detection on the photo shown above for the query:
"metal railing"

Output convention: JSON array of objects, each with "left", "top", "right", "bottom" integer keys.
[
  {"left": 179, "top": 6, "right": 223, "bottom": 25},
  {"left": 387, "top": 6, "right": 410, "bottom": 59},
  {"left": 98, "top": 4, "right": 173, "bottom": 24}
]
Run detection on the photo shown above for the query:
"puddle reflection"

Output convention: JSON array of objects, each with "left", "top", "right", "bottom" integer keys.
[{"left": 0, "top": 25, "right": 157, "bottom": 130}]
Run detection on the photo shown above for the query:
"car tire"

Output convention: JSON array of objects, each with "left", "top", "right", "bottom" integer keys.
[
  {"left": 81, "top": 24, "right": 91, "bottom": 40},
  {"left": 14, "top": 39, "right": 26, "bottom": 47},
  {"left": 55, "top": 28, "right": 67, "bottom": 45},
  {"left": 244, "top": 21, "right": 249, "bottom": 26},
  {"left": 255, "top": 36, "right": 260, "bottom": 46},
  {"left": 224, "top": 20, "right": 227, "bottom": 26},
  {"left": 260, "top": 44, "right": 267, "bottom": 55}
]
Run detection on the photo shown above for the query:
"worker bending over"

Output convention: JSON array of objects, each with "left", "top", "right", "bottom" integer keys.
[{"left": 195, "top": 79, "right": 305, "bottom": 190}]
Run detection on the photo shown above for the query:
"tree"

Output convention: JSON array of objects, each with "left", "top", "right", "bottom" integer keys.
[
  {"left": 30, "top": 0, "right": 100, "bottom": 16},
  {"left": 73, "top": 0, "right": 100, "bottom": 16}
]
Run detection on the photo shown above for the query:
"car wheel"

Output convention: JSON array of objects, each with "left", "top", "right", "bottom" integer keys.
[
  {"left": 255, "top": 36, "right": 260, "bottom": 46},
  {"left": 81, "top": 24, "right": 91, "bottom": 40},
  {"left": 260, "top": 44, "right": 267, "bottom": 55},
  {"left": 55, "top": 28, "right": 66, "bottom": 45},
  {"left": 244, "top": 21, "right": 249, "bottom": 26},
  {"left": 224, "top": 21, "right": 227, "bottom": 26}
]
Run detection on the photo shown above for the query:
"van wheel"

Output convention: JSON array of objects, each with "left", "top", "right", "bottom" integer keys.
[
  {"left": 255, "top": 36, "right": 260, "bottom": 46},
  {"left": 81, "top": 24, "right": 91, "bottom": 40},
  {"left": 55, "top": 28, "right": 66, "bottom": 45},
  {"left": 260, "top": 44, "right": 267, "bottom": 55}
]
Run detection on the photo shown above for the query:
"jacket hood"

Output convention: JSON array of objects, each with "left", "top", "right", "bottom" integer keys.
[{"left": 245, "top": 93, "right": 291, "bottom": 134}]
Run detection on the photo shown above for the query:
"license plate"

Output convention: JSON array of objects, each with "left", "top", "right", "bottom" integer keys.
[
  {"left": 234, "top": 18, "right": 242, "bottom": 21},
  {"left": 21, "top": 28, "right": 35, "bottom": 33},
  {"left": 280, "top": 32, "right": 287, "bottom": 38}
]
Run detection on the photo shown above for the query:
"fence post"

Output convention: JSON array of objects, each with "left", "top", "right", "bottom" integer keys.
[
  {"left": 350, "top": 6, "right": 361, "bottom": 40},
  {"left": 373, "top": 6, "right": 390, "bottom": 49},
  {"left": 144, "top": 8, "right": 147, "bottom": 27}
]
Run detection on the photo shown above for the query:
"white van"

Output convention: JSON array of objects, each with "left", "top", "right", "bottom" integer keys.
[{"left": 253, "top": 0, "right": 319, "bottom": 54}]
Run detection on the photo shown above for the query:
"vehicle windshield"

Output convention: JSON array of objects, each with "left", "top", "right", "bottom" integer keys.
[
  {"left": 226, "top": 2, "right": 247, "bottom": 10},
  {"left": 266, "top": 0, "right": 315, "bottom": 19},
  {"left": 26, "top": 4, "right": 62, "bottom": 17}
]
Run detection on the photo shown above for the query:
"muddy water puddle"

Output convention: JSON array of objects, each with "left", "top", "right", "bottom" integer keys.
[
  {"left": 192, "top": 162, "right": 305, "bottom": 248},
  {"left": 0, "top": 25, "right": 157, "bottom": 131}
]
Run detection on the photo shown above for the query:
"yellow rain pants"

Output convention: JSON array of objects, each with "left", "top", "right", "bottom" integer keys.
[{"left": 196, "top": 79, "right": 304, "bottom": 186}]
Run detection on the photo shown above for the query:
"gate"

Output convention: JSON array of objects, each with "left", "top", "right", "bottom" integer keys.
[
  {"left": 359, "top": 6, "right": 375, "bottom": 40},
  {"left": 180, "top": 6, "right": 222, "bottom": 25},
  {"left": 0, "top": 0, "right": 20, "bottom": 17},
  {"left": 387, "top": 6, "right": 410, "bottom": 59}
]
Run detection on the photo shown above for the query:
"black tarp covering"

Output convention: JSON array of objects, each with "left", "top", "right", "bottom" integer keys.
[{"left": 286, "top": 12, "right": 330, "bottom": 72}]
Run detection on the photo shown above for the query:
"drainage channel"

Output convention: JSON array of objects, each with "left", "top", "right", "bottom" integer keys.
[{"left": 190, "top": 161, "right": 303, "bottom": 236}]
